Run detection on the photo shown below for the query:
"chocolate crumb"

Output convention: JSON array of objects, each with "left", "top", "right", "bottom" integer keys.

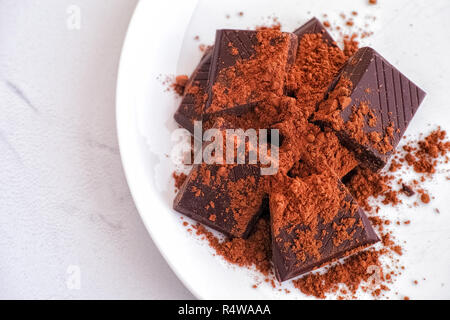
[
  {"left": 401, "top": 184, "right": 415, "bottom": 197},
  {"left": 420, "top": 193, "right": 430, "bottom": 204}
]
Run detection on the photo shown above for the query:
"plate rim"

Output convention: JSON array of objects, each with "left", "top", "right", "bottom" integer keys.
[{"left": 115, "top": 0, "right": 201, "bottom": 299}]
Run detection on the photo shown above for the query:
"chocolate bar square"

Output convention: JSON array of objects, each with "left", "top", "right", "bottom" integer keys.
[
  {"left": 204, "top": 29, "right": 298, "bottom": 116},
  {"left": 288, "top": 124, "right": 359, "bottom": 179},
  {"left": 173, "top": 119, "right": 266, "bottom": 238},
  {"left": 270, "top": 164, "right": 379, "bottom": 282},
  {"left": 313, "top": 47, "right": 426, "bottom": 171}
]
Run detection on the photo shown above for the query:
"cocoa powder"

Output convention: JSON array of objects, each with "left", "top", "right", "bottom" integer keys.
[
  {"left": 173, "top": 172, "right": 187, "bottom": 191},
  {"left": 346, "top": 128, "right": 450, "bottom": 212},
  {"left": 171, "top": 18, "right": 448, "bottom": 300},
  {"left": 193, "top": 218, "right": 273, "bottom": 276}
]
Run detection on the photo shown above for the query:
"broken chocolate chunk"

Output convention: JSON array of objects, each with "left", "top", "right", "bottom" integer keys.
[
  {"left": 174, "top": 48, "right": 213, "bottom": 133},
  {"left": 204, "top": 29, "right": 298, "bottom": 116},
  {"left": 313, "top": 47, "right": 426, "bottom": 171},
  {"left": 270, "top": 164, "right": 379, "bottom": 282},
  {"left": 173, "top": 119, "right": 266, "bottom": 238}
]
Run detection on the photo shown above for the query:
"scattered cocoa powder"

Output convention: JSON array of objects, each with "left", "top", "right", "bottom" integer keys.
[
  {"left": 193, "top": 218, "right": 273, "bottom": 276},
  {"left": 171, "top": 17, "right": 448, "bottom": 300},
  {"left": 389, "top": 159, "right": 401, "bottom": 172},
  {"left": 346, "top": 167, "right": 392, "bottom": 212},
  {"left": 401, "top": 128, "right": 450, "bottom": 174},
  {"left": 293, "top": 249, "right": 382, "bottom": 299},
  {"left": 270, "top": 165, "right": 351, "bottom": 266},
  {"left": 420, "top": 193, "right": 430, "bottom": 204},
  {"left": 173, "top": 172, "right": 187, "bottom": 191},
  {"left": 199, "top": 44, "right": 209, "bottom": 53},
  {"left": 207, "top": 29, "right": 295, "bottom": 115},
  {"left": 401, "top": 184, "right": 415, "bottom": 197},
  {"left": 285, "top": 33, "right": 349, "bottom": 118},
  {"left": 346, "top": 129, "right": 450, "bottom": 211},
  {"left": 171, "top": 75, "right": 189, "bottom": 96},
  {"left": 314, "top": 79, "right": 395, "bottom": 156}
]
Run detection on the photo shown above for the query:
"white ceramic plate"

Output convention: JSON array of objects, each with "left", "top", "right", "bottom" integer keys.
[{"left": 117, "top": 0, "right": 450, "bottom": 299}]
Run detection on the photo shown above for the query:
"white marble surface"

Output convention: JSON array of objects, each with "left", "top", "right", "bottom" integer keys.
[{"left": 0, "top": 0, "right": 194, "bottom": 299}]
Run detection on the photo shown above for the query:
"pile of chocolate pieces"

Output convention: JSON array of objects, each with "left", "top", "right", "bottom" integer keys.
[{"left": 172, "top": 18, "right": 425, "bottom": 282}]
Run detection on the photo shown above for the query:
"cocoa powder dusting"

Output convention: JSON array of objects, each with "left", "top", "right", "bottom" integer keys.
[
  {"left": 347, "top": 128, "right": 450, "bottom": 211},
  {"left": 285, "top": 33, "right": 349, "bottom": 118},
  {"left": 171, "top": 75, "right": 189, "bottom": 96},
  {"left": 270, "top": 165, "right": 351, "bottom": 266},
  {"left": 227, "top": 172, "right": 265, "bottom": 235},
  {"left": 173, "top": 172, "right": 187, "bottom": 191},
  {"left": 314, "top": 78, "right": 394, "bottom": 156},
  {"left": 207, "top": 29, "right": 294, "bottom": 114},
  {"left": 293, "top": 249, "right": 381, "bottom": 299},
  {"left": 171, "top": 18, "right": 447, "bottom": 299}
]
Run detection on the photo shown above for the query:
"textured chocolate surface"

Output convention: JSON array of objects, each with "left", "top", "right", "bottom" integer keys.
[
  {"left": 293, "top": 17, "right": 335, "bottom": 45},
  {"left": 271, "top": 178, "right": 379, "bottom": 282},
  {"left": 173, "top": 163, "right": 265, "bottom": 238},
  {"left": 173, "top": 119, "right": 266, "bottom": 238},
  {"left": 204, "top": 29, "right": 298, "bottom": 116},
  {"left": 315, "top": 47, "right": 426, "bottom": 171},
  {"left": 173, "top": 48, "right": 212, "bottom": 133}
]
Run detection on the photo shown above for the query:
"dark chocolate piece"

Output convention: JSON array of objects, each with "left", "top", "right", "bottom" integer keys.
[
  {"left": 174, "top": 48, "right": 212, "bottom": 134},
  {"left": 270, "top": 168, "right": 379, "bottom": 282},
  {"left": 313, "top": 47, "right": 426, "bottom": 171},
  {"left": 204, "top": 29, "right": 298, "bottom": 116},
  {"left": 173, "top": 119, "right": 266, "bottom": 238},
  {"left": 293, "top": 17, "right": 335, "bottom": 45},
  {"left": 174, "top": 163, "right": 265, "bottom": 238}
]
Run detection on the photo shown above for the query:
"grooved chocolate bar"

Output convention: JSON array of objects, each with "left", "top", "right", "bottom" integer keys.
[
  {"left": 204, "top": 29, "right": 298, "bottom": 116},
  {"left": 313, "top": 47, "right": 426, "bottom": 171},
  {"left": 270, "top": 165, "right": 379, "bottom": 282},
  {"left": 174, "top": 48, "right": 212, "bottom": 133},
  {"left": 293, "top": 17, "right": 335, "bottom": 45}
]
